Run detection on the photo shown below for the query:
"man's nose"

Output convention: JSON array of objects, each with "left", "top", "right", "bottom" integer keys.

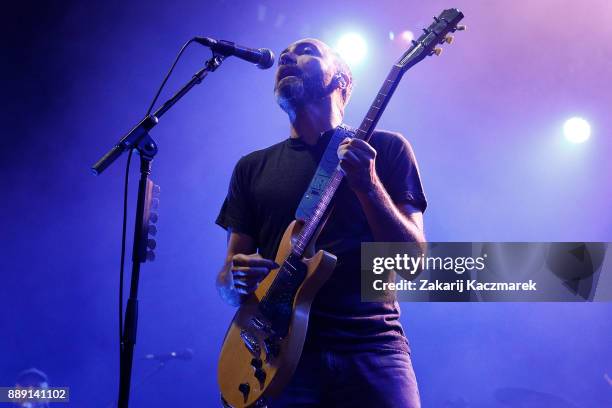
[{"left": 279, "top": 52, "right": 297, "bottom": 66}]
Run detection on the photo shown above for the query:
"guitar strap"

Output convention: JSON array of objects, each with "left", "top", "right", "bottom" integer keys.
[{"left": 295, "top": 124, "right": 355, "bottom": 221}]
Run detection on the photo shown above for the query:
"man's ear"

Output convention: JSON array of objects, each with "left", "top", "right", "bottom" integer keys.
[{"left": 334, "top": 72, "right": 350, "bottom": 89}]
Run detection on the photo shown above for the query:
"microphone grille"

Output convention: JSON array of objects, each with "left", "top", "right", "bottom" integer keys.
[{"left": 257, "top": 49, "right": 275, "bottom": 70}]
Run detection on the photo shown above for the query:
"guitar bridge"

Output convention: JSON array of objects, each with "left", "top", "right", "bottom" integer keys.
[{"left": 240, "top": 329, "right": 260, "bottom": 357}]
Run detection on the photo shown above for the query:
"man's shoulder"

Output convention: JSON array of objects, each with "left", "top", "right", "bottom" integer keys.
[
  {"left": 368, "top": 128, "right": 405, "bottom": 142},
  {"left": 364, "top": 128, "right": 414, "bottom": 154}
]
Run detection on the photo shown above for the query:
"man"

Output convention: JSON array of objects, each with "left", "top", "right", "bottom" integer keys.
[
  {"left": 216, "top": 38, "right": 426, "bottom": 407},
  {"left": 13, "top": 368, "right": 50, "bottom": 408}
]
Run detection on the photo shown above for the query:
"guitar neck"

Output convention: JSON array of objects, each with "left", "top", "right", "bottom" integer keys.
[
  {"left": 354, "top": 64, "right": 404, "bottom": 142},
  {"left": 291, "top": 65, "right": 404, "bottom": 257}
]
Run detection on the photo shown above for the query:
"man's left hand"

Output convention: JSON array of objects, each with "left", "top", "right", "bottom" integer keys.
[{"left": 337, "top": 137, "right": 379, "bottom": 193}]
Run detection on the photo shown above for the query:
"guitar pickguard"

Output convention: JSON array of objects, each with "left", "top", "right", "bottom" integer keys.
[{"left": 258, "top": 253, "right": 307, "bottom": 337}]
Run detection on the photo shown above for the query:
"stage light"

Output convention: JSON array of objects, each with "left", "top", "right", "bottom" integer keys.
[
  {"left": 400, "top": 30, "right": 414, "bottom": 43},
  {"left": 335, "top": 32, "right": 367, "bottom": 66},
  {"left": 563, "top": 117, "right": 591, "bottom": 143}
]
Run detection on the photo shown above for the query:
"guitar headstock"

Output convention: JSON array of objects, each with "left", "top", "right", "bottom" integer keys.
[{"left": 397, "top": 8, "right": 465, "bottom": 72}]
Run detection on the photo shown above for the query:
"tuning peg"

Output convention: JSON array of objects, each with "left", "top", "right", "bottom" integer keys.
[
  {"left": 153, "top": 184, "right": 161, "bottom": 196},
  {"left": 432, "top": 47, "right": 443, "bottom": 56},
  {"left": 146, "top": 251, "right": 156, "bottom": 262},
  {"left": 151, "top": 198, "right": 159, "bottom": 209},
  {"left": 149, "top": 212, "right": 158, "bottom": 223},
  {"left": 433, "top": 16, "right": 440, "bottom": 22},
  {"left": 455, "top": 25, "right": 467, "bottom": 31},
  {"left": 444, "top": 35, "right": 454, "bottom": 44},
  {"left": 148, "top": 224, "right": 157, "bottom": 236},
  {"left": 147, "top": 238, "right": 157, "bottom": 250}
]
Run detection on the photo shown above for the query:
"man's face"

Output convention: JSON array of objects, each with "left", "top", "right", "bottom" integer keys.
[{"left": 274, "top": 38, "right": 338, "bottom": 112}]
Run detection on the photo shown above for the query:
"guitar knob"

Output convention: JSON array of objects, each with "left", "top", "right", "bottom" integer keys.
[
  {"left": 250, "top": 358, "right": 263, "bottom": 369},
  {"left": 238, "top": 383, "right": 250, "bottom": 399},
  {"left": 147, "top": 238, "right": 157, "bottom": 250},
  {"left": 254, "top": 368, "right": 266, "bottom": 384},
  {"left": 146, "top": 250, "right": 156, "bottom": 262}
]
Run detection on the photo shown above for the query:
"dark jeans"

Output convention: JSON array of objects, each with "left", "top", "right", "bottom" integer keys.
[{"left": 268, "top": 348, "right": 421, "bottom": 408}]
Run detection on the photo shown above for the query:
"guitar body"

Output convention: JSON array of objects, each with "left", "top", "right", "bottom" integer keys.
[{"left": 218, "top": 220, "right": 337, "bottom": 408}]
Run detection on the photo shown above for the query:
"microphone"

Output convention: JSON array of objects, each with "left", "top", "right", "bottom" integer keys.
[
  {"left": 194, "top": 37, "right": 275, "bottom": 69},
  {"left": 144, "top": 348, "right": 194, "bottom": 362}
]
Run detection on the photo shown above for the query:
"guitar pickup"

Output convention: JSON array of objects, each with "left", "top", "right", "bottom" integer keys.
[{"left": 240, "top": 329, "right": 260, "bottom": 357}]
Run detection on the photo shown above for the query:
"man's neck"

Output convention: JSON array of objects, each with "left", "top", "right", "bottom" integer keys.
[{"left": 289, "top": 98, "right": 343, "bottom": 145}]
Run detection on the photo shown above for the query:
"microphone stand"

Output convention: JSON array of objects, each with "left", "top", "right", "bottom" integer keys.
[
  {"left": 103, "top": 361, "right": 167, "bottom": 408},
  {"left": 91, "top": 53, "right": 225, "bottom": 408}
]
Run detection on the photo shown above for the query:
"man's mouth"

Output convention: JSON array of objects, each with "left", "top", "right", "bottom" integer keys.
[{"left": 276, "top": 65, "right": 302, "bottom": 81}]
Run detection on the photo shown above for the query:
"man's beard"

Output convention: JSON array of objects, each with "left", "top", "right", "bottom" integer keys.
[{"left": 274, "top": 71, "right": 332, "bottom": 115}]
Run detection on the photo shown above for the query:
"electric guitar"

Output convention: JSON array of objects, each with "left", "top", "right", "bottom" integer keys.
[{"left": 218, "top": 9, "right": 465, "bottom": 407}]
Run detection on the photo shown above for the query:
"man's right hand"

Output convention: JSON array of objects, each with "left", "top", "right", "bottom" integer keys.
[{"left": 231, "top": 253, "right": 279, "bottom": 295}]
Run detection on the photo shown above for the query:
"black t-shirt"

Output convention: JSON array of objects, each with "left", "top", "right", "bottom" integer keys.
[{"left": 216, "top": 128, "right": 427, "bottom": 353}]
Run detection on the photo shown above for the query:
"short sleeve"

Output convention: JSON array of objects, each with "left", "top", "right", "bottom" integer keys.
[
  {"left": 375, "top": 132, "right": 427, "bottom": 213},
  {"left": 215, "top": 156, "right": 257, "bottom": 237}
]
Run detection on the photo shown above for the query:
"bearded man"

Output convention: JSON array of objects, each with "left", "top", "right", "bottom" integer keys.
[{"left": 216, "top": 38, "right": 426, "bottom": 407}]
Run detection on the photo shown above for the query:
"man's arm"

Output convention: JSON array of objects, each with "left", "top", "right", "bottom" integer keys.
[
  {"left": 216, "top": 230, "right": 278, "bottom": 307},
  {"left": 356, "top": 185, "right": 425, "bottom": 243},
  {"left": 338, "top": 137, "right": 426, "bottom": 245}
]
